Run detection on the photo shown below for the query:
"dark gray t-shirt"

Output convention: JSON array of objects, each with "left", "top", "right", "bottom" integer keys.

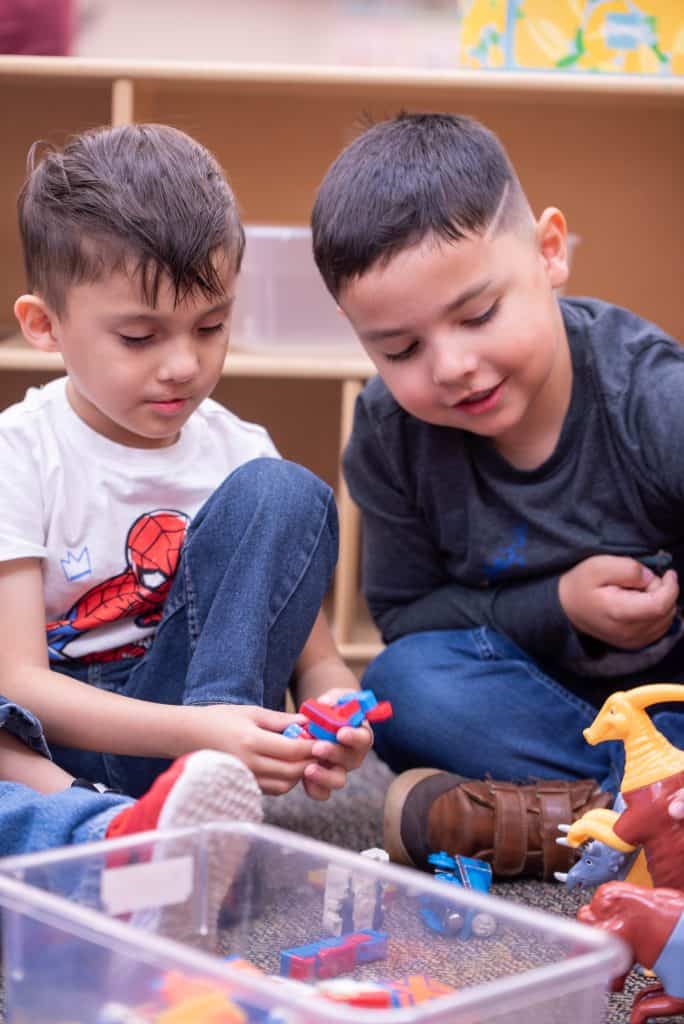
[{"left": 343, "top": 297, "right": 684, "bottom": 683}]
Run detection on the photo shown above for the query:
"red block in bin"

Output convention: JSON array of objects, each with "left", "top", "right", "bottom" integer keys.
[{"left": 316, "top": 942, "right": 358, "bottom": 979}]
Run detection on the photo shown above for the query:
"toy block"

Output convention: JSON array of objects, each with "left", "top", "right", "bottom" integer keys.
[
  {"left": 155, "top": 992, "right": 247, "bottom": 1024},
  {"left": 282, "top": 722, "right": 309, "bottom": 739},
  {"left": 316, "top": 941, "right": 358, "bottom": 978},
  {"left": 307, "top": 721, "right": 339, "bottom": 742},
  {"left": 353, "top": 690, "right": 378, "bottom": 713},
  {"left": 378, "top": 974, "right": 454, "bottom": 1007},
  {"left": 223, "top": 956, "right": 263, "bottom": 976},
  {"left": 317, "top": 980, "right": 393, "bottom": 1009},
  {"left": 354, "top": 929, "right": 388, "bottom": 962},
  {"left": 366, "top": 700, "right": 393, "bottom": 723},
  {"left": 160, "top": 972, "right": 234, "bottom": 1005},
  {"left": 285, "top": 690, "right": 393, "bottom": 744},
  {"left": 279, "top": 943, "right": 320, "bottom": 980},
  {"left": 299, "top": 699, "right": 348, "bottom": 732},
  {"left": 282, "top": 953, "right": 317, "bottom": 981}
]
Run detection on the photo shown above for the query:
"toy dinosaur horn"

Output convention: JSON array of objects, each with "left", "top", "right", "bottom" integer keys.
[{"left": 625, "top": 683, "right": 684, "bottom": 710}]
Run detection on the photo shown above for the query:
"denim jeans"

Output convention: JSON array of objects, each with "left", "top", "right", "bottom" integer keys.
[
  {"left": 364, "top": 628, "right": 684, "bottom": 795},
  {"left": 0, "top": 458, "right": 338, "bottom": 845},
  {"left": 0, "top": 699, "right": 130, "bottom": 856}
]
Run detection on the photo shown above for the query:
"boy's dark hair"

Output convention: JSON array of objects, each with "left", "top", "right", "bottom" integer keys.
[
  {"left": 312, "top": 112, "right": 530, "bottom": 298},
  {"left": 18, "top": 123, "right": 244, "bottom": 315}
]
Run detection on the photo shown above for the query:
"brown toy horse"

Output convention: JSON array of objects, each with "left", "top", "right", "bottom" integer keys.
[{"left": 579, "top": 881, "right": 684, "bottom": 1024}]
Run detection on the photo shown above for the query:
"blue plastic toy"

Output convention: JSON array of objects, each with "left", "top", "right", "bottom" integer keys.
[{"left": 419, "top": 852, "right": 497, "bottom": 940}]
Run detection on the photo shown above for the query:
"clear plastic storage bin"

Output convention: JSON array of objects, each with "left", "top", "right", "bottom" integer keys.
[
  {"left": 231, "top": 226, "right": 359, "bottom": 351},
  {"left": 0, "top": 823, "right": 628, "bottom": 1024},
  {"left": 231, "top": 227, "right": 581, "bottom": 351}
]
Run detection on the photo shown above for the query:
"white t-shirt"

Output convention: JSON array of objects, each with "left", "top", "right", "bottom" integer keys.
[{"left": 0, "top": 378, "right": 278, "bottom": 662}]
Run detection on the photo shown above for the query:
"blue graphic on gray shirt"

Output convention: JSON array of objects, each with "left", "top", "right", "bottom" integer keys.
[{"left": 484, "top": 525, "right": 528, "bottom": 581}]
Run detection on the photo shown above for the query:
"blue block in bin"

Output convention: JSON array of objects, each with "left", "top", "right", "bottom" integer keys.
[{"left": 355, "top": 930, "right": 388, "bottom": 963}]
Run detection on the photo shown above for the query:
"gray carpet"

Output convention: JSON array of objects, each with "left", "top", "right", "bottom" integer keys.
[{"left": 263, "top": 752, "right": 680, "bottom": 1024}]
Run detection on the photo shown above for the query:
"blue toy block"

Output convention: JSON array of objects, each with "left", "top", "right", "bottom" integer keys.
[
  {"left": 282, "top": 723, "right": 307, "bottom": 739},
  {"left": 356, "top": 690, "right": 379, "bottom": 713},
  {"left": 307, "top": 721, "right": 339, "bottom": 742},
  {"left": 355, "top": 929, "right": 388, "bottom": 962}
]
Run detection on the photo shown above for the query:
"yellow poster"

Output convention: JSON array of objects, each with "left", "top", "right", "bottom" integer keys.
[{"left": 457, "top": 0, "right": 684, "bottom": 74}]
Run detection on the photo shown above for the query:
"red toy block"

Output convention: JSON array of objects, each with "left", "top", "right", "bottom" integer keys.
[
  {"left": 316, "top": 941, "right": 358, "bottom": 979},
  {"left": 299, "top": 699, "right": 350, "bottom": 733},
  {"left": 286, "top": 954, "right": 318, "bottom": 981},
  {"left": 366, "top": 701, "right": 393, "bottom": 723}
]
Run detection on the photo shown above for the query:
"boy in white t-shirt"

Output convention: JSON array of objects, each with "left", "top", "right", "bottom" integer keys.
[{"left": 0, "top": 123, "right": 371, "bottom": 857}]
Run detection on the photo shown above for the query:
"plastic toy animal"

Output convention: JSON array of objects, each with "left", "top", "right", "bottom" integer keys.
[
  {"left": 562, "top": 683, "right": 684, "bottom": 890},
  {"left": 555, "top": 838, "right": 637, "bottom": 890},
  {"left": 556, "top": 790, "right": 649, "bottom": 889},
  {"left": 578, "top": 881, "right": 684, "bottom": 1024}
]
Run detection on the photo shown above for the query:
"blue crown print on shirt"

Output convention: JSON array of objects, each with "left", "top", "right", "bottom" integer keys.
[
  {"left": 483, "top": 525, "right": 528, "bottom": 581},
  {"left": 60, "top": 547, "right": 92, "bottom": 582}
]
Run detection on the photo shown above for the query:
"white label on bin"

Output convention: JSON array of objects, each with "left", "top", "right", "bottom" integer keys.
[{"left": 101, "top": 855, "right": 193, "bottom": 915}]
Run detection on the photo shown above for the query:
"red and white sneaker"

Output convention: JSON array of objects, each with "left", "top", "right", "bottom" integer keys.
[
  {"left": 104, "top": 750, "right": 263, "bottom": 952},
  {"left": 105, "top": 749, "right": 262, "bottom": 839}
]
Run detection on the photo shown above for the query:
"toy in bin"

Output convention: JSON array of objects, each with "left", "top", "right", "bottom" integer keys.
[
  {"left": 420, "top": 851, "right": 497, "bottom": 940},
  {"left": 283, "top": 689, "right": 393, "bottom": 742}
]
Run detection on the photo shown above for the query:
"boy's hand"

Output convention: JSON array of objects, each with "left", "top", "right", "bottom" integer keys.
[
  {"left": 183, "top": 704, "right": 315, "bottom": 796},
  {"left": 559, "top": 555, "right": 679, "bottom": 649},
  {"left": 300, "top": 686, "right": 374, "bottom": 802}
]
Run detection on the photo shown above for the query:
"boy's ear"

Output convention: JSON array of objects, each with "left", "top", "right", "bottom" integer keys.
[
  {"left": 535, "top": 208, "right": 569, "bottom": 290},
  {"left": 13, "top": 294, "right": 61, "bottom": 352}
]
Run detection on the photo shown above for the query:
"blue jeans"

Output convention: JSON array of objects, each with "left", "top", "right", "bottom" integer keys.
[
  {"left": 0, "top": 696, "right": 130, "bottom": 855},
  {"left": 0, "top": 458, "right": 337, "bottom": 852},
  {"left": 364, "top": 629, "right": 684, "bottom": 795}
]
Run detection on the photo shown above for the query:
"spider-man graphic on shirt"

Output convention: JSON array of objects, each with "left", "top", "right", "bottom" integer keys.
[{"left": 46, "top": 509, "right": 190, "bottom": 662}]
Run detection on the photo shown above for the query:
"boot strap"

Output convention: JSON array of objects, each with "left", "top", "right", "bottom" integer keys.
[
  {"left": 491, "top": 782, "right": 528, "bottom": 876},
  {"left": 535, "top": 782, "right": 574, "bottom": 880}
]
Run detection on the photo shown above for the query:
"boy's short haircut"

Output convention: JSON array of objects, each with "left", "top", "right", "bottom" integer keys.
[
  {"left": 18, "top": 123, "right": 244, "bottom": 315},
  {"left": 312, "top": 112, "right": 532, "bottom": 298}
]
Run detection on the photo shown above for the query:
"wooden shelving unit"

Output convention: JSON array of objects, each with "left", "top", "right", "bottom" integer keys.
[{"left": 1, "top": 56, "right": 682, "bottom": 667}]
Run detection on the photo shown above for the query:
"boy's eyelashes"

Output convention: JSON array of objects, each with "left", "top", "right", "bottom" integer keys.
[
  {"left": 117, "top": 323, "right": 226, "bottom": 346},
  {"left": 385, "top": 340, "right": 419, "bottom": 363},
  {"left": 382, "top": 300, "right": 501, "bottom": 363},
  {"left": 461, "top": 299, "right": 500, "bottom": 328}
]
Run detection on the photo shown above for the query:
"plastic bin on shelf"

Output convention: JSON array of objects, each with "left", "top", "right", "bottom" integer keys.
[
  {"left": 0, "top": 822, "right": 628, "bottom": 1024},
  {"left": 231, "top": 227, "right": 581, "bottom": 352},
  {"left": 232, "top": 226, "right": 359, "bottom": 352}
]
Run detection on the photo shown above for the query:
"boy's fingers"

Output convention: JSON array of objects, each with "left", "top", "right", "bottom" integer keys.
[
  {"left": 336, "top": 723, "right": 374, "bottom": 749},
  {"left": 253, "top": 707, "right": 308, "bottom": 731},
  {"left": 588, "top": 556, "right": 654, "bottom": 588},
  {"left": 303, "top": 777, "right": 333, "bottom": 801},
  {"left": 609, "top": 581, "right": 678, "bottom": 624},
  {"left": 250, "top": 752, "right": 314, "bottom": 780},
  {"left": 254, "top": 732, "right": 315, "bottom": 762},
  {"left": 305, "top": 760, "right": 347, "bottom": 792},
  {"left": 312, "top": 728, "right": 371, "bottom": 767}
]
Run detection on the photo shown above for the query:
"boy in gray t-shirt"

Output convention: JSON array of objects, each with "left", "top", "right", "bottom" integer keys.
[{"left": 312, "top": 112, "right": 684, "bottom": 881}]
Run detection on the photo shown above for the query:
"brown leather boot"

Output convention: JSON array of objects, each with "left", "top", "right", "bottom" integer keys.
[{"left": 383, "top": 768, "right": 612, "bottom": 881}]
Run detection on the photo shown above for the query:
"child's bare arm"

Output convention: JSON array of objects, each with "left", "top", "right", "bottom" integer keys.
[
  {"left": 0, "top": 558, "right": 315, "bottom": 794},
  {"left": 293, "top": 610, "right": 373, "bottom": 801}
]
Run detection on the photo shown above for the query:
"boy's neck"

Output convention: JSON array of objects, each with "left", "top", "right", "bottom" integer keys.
[{"left": 493, "top": 320, "right": 573, "bottom": 471}]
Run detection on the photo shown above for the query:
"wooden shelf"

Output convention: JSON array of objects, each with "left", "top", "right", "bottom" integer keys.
[
  {"left": 1, "top": 55, "right": 682, "bottom": 101},
  {"left": 2, "top": 55, "right": 681, "bottom": 671},
  {"left": 0, "top": 335, "right": 375, "bottom": 381}
]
